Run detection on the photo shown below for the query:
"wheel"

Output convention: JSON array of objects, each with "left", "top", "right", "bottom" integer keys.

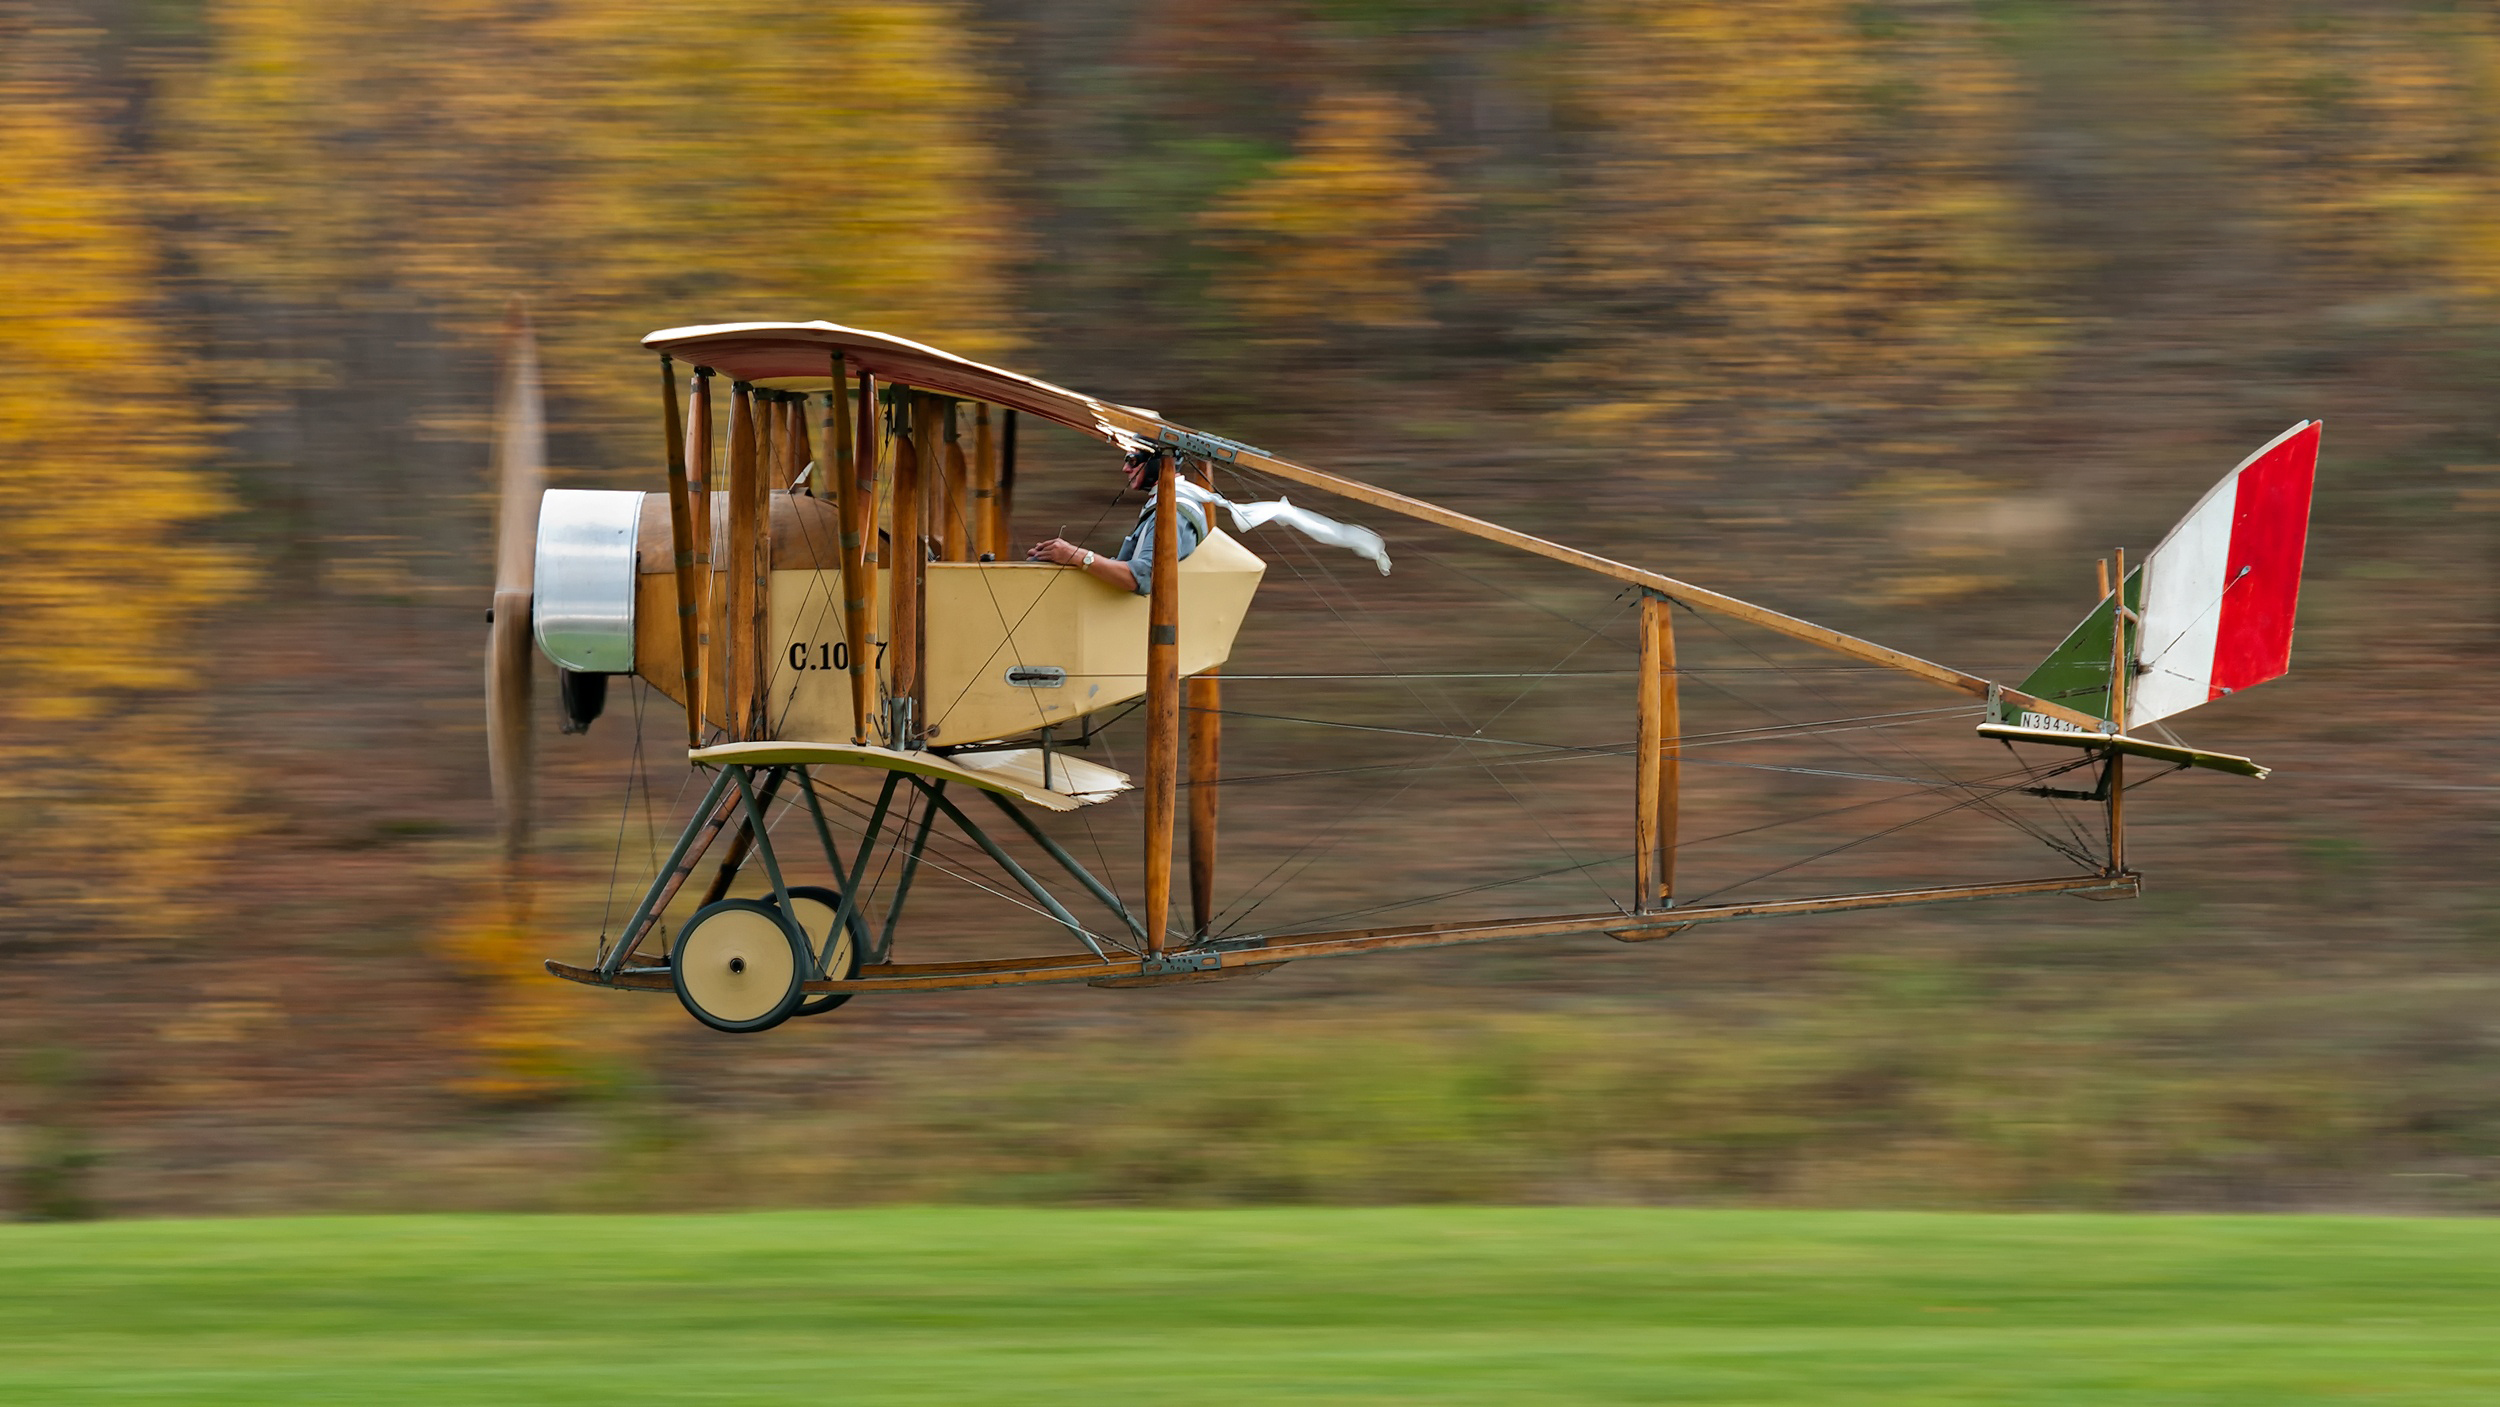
[
  {"left": 778, "top": 884, "right": 868, "bottom": 1017},
  {"left": 671, "top": 899, "right": 808, "bottom": 1033}
]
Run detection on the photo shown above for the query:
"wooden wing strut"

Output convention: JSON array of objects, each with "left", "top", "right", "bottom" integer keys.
[
  {"left": 1634, "top": 592, "right": 1680, "bottom": 911},
  {"left": 888, "top": 392, "right": 924, "bottom": 744},
  {"left": 973, "top": 404, "right": 1001, "bottom": 560},
  {"left": 942, "top": 401, "right": 971, "bottom": 562},
  {"left": 658, "top": 356, "right": 703, "bottom": 749},
  {"left": 686, "top": 370, "right": 716, "bottom": 734},
  {"left": 725, "top": 383, "right": 762, "bottom": 740},
  {"left": 1143, "top": 450, "right": 1182, "bottom": 953},
  {"left": 827, "top": 356, "right": 871, "bottom": 746},
  {"left": 853, "top": 368, "right": 882, "bottom": 742}
]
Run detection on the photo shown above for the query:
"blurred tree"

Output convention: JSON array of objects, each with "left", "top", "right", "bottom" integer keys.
[
  {"left": 543, "top": 0, "right": 1024, "bottom": 384},
  {"left": 162, "top": 0, "right": 1018, "bottom": 1090},
  {"left": 0, "top": 39, "right": 249, "bottom": 938},
  {"left": 1198, "top": 89, "right": 1462, "bottom": 335},
  {"left": 167, "top": 0, "right": 1019, "bottom": 436},
  {"left": 434, "top": 895, "right": 596, "bottom": 1102},
  {"left": 2231, "top": 9, "right": 2500, "bottom": 299},
  {"left": 1545, "top": 0, "right": 2055, "bottom": 460}
]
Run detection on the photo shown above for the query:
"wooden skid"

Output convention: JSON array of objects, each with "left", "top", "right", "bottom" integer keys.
[{"left": 544, "top": 872, "right": 2134, "bottom": 997}]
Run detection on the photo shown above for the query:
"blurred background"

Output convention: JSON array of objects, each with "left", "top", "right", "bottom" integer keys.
[{"left": 4, "top": 0, "right": 2497, "bottom": 1221}]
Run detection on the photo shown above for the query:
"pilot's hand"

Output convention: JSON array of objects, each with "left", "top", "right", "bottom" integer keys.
[{"left": 1028, "top": 538, "right": 1084, "bottom": 566}]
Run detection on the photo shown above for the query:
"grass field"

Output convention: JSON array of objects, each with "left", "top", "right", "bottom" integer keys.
[{"left": 2, "top": 1208, "right": 2495, "bottom": 1403}]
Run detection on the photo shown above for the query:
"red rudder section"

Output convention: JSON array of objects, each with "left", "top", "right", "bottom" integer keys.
[{"left": 2210, "top": 422, "right": 2320, "bottom": 698}]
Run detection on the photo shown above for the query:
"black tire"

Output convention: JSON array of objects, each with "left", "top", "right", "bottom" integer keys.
[
  {"left": 776, "top": 884, "right": 868, "bottom": 1017},
  {"left": 670, "top": 898, "right": 809, "bottom": 1033}
]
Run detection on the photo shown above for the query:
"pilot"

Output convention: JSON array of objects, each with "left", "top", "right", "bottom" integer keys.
[{"left": 1025, "top": 446, "right": 1204, "bottom": 593}]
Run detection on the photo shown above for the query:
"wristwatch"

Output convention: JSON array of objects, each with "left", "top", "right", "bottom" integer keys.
[{"left": 1080, "top": 550, "right": 1095, "bottom": 569}]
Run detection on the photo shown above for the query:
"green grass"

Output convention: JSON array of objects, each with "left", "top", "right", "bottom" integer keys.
[{"left": 1, "top": 1208, "right": 2495, "bottom": 1403}]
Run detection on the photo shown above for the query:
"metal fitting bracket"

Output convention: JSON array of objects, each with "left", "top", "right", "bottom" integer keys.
[{"left": 1153, "top": 425, "right": 1266, "bottom": 464}]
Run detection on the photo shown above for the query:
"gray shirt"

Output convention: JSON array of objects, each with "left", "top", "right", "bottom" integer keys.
[{"left": 1113, "top": 492, "right": 1206, "bottom": 595}]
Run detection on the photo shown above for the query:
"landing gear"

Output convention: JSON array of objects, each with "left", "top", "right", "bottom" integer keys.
[
  {"left": 780, "top": 884, "right": 868, "bottom": 1017},
  {"left": 566, "top": 763, "right": 1144, "bottom": 1031},
  {"left": 671, "top": 899, "right": 809, "bottom": 1033}
]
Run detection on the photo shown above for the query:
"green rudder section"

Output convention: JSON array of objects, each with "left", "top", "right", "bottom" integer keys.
[{"left": 1996, "top": 566, "right": 2140, "bottom": 727}]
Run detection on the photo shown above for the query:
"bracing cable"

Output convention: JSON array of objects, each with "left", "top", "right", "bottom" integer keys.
[{"left": 1204, "top": 487, "right": 1640, "bottom": 930}]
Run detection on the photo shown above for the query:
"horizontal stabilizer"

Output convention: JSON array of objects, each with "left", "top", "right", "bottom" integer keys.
[{"left": 1976, "top": 722, "right": 2268, "bottom": 779}]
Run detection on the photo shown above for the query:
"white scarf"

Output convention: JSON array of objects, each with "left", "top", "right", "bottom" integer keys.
[{"left": 1172, "top": 479, "right": 1392, "bottom": 576}]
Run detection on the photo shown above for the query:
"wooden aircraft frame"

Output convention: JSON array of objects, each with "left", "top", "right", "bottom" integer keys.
[{"left": 531, "top": 320, "right": 2260, "bottom": 1019}]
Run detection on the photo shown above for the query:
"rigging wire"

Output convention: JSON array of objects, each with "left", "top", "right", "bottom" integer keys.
[
  {"left": 796, "top": 772, "right": 1135, "bottom": 954},
  {"left": 1185, "top": 740, "right": 2007, "bottom": 793},
  {"left": 1677, "top": 768, "right": 2102, "bottom": 906},
  {"left": 1202, "top": 457, "right": 2101, "bottom": 933},
  {"left": 1260, "top": 755, "right": 2099, "bottom": 937},
  {"left": 595, "top": 681, "right": 650, "bottom": 946},
  {"left": 1192, "top": 668, "right": 1898, "bottom": 679},
  {"left": 1217, "top": 588, "right": 1637, "bottom": 933},
  {"left": 637, "top": 682, "right": 664, "bottom": 876},
  {"left": 1202, "top": 470, "right": 1642, "bottom": 929},
  {"left": 1210, "top": 462, "right": 2090, "bottom": 869},
  {"left": 1672, "top": 601, "right": 2089, "bottom": 866},
  {"left": 631, "top": 439, "right": 2147, "bottom": 965},
  {"left": 1200, "top": 515, "right": 1499, "bottom": 928},
  {"left": 1198, "top": 475, "right": 1504, "bottom": 927},
  {"left": 1202, "top": 701, "right": 1975, "bottom": 756},
  {"left": 1399, "top": 532, "right": 1633, "bottom": 643},
  {"left": 926, "top": 520, "right": 1080, "bottom": 738},
  {"left": 2008, "top": 740, "right": 2109, "bottom": 865},
  {"left": 1265, "top": 848, "right": 1640, "bottom": 934}
]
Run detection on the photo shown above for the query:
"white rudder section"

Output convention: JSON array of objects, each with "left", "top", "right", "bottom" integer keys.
[
  {"left": 2126, "top": 421, "right": 2321, "bottom": 730},
  {"left": 2131, "top": 482, "right": 2233, "bottom": 725}
]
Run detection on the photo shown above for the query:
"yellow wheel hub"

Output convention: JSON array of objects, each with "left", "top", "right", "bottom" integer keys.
[{"left": 672, "top": 900, "right": 803, "bottom": 1031}]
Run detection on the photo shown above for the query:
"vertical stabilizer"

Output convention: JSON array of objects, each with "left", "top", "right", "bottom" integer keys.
[
  {"left": 1998, "top": 421, "right": 2319, "bottom": 733},
  {"left": 1995, "top": 564, "right": 2139, "bottom": 730},
  {"left": 2128, "top": 421, "right": 2319, "bottom": 728}
]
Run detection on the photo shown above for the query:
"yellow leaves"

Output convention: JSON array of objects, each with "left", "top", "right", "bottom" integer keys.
[
  {"left": 1554, "top": 0, "right": 2052, "bottom": 454},
  {"left": 0, "top": 125, "right": 157, "bottom": 403},
  {"left": 1592, "top": 0, "right": 1882, "bottom": 155},
  {"left": 168, "top": 0, "right": 1019, "bottom": 436},
  {"left": 545, "top": 1, "right": 1020, "bottom": 386},
  {"left": 0, "top": 90, "right": 242, "bottom": 713},
  {"left": 2231, "top": 12, "right": 2500, "bottom": 304},
  {"left": 0, "top": 66, "right": 249, "bottom": 932},
  {"left": 1198, "top": 91, "right": 1460, "bottom": 331},
  {"left": 436, "top": 890, "right": 599, "bottom": 1100},
  {"left": 143, "top": 0, "right": 1017, "bottom": 1073}
]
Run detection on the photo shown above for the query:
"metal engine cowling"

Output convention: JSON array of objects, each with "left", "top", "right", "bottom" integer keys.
[{"left": 532, "top": 488, "right": 644, "bottom": 675}]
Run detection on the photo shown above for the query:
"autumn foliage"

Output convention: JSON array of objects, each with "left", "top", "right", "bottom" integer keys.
[
  {"left": 168, "top": 0, "right": 1020, "bottom": 433},
  {"left": 1200, "top": 90, "right": 1460, "bottom": 332},
  {"left": 0, "top": 35, "right": 248, "bottom": 935},
  {"left": 8, "top": 2, "right": 2500, "bottom": 1209},
  {"left": 1549, "top": 0, "right": 2054, "bottom": 454}
]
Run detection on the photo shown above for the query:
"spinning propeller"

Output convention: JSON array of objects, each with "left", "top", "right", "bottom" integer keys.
[{"left": 486, "top": 304, "right": 545, "bottom": 858}]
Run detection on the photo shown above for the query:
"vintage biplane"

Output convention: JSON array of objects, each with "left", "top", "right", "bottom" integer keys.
[{"left": 487, "top": 316, "right": 2317, "bottom": 1033}]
